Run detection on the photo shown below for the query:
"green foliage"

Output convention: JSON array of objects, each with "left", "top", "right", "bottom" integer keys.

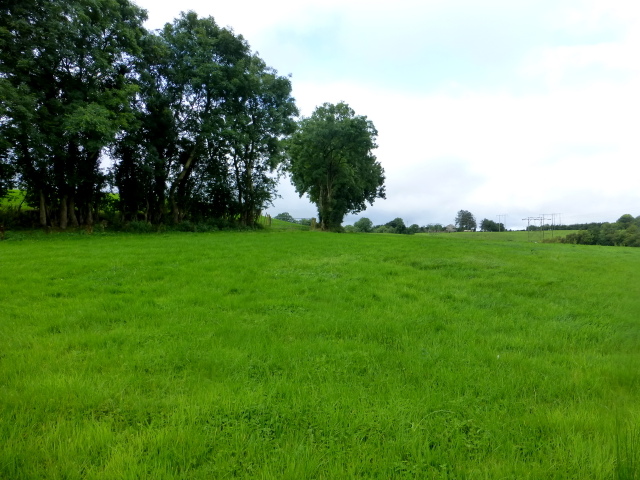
[
  {"left": 553, "top": 214, "right": 640, "bottom": 247},
  {"left": 274, "top": 212, "right": 296, "bottom": 223},
  {"left": 424, "top": 223, "right": 445, "bottom": 233},
  {"left": 480, "top": 218, "right": 505, "bottom": 232},
  {"left": 617, "top": 214, "right": 635, "bottom": 228},
  {"left": 373, "top": 224, "right": 394, "bottom": 233},
  {"left": 0, "top": 190, "right": 36, "bottom": 228},
  {"left": 0, "top": 0, "right": 147, "bottom": 228},
  {"left": 2, "top": 4, "right": 296, "bottom": 229},
  {"left": 114, "top": 12, "right": 297, "bottom": 227},
  {"left": 353, "top": 217, "right": 373, "bottom": 233},
  {"left": 385, "top": 217, "right": 407, "bottom": 234},
  {"left": 0, "top": 155, "right": 15, "bottom": 198},
  {"left": 407, "top": 224, "right": 420, "bottom": 234},
  {"left": 0, "top": 231, "right": 639, "bottom": 478},
  {"left": 287, "top": 102, "right": 385, "bottom": 231},
  {"left": 455, "top": 210, "right": 477, "bottom": 231},
  {"left": 124, "top": 220, "right": 155, "bottom": 233}
]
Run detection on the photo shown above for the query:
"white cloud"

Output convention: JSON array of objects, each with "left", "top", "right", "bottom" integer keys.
[
  {"left": 278, "top": 75, "right": 640, "bottom": 226},
  {"left": 133, "top": 0, "right": 640, "bottom": 227}
]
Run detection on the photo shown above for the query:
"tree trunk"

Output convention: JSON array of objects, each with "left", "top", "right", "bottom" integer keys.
[
  {"left": 86, "top": 205, "right": 94, "bottom": 226},
  {"left": 319, "top": 183, "right": 333, "bottom": 231},
  {"left": 171, "top": 198, "right": 180, "bottom": 225},
  {"left": 59, "top": 195, "right": 68, "bottom": 229},
  {"left": 39, "top": 190, "right": 47, "bottom": 227},
  {"left": 68, "top": 196, "right": 79, "bottom": 227},
  {"left": 169, "top": 147, "right": 197, "bottom": 224}
]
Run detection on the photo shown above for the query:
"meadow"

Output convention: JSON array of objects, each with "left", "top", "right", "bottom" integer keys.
[{"left": 1, "top": 228, "right": 639, "bottom": 479}]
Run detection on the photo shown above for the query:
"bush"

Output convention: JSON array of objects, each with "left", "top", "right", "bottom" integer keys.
[
  {"left": 125, "top": 220, "right": 154, "bottom": 233},
  {"left": 274, "top": 212, "right": 296, "bottom": 223},
  {"left": 353, "top": 217, "right": 373, "bottom": 233}
]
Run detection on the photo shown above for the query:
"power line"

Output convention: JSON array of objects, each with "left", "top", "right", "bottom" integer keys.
[
  {"left": 522, "top": 216, "right": 542, "bottom": 242},
  {"left": 497, "top": 214, "right": 507, "bottom": 232},
  {"left": 540, "top": 213, "right": 562, "bottom": 238}
]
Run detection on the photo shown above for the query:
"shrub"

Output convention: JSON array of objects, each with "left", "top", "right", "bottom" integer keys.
[{"left": 125, "top": 220, "right": 154, "bottom": 233}]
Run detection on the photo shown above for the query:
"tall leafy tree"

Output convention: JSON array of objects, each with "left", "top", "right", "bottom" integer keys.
[
  {"left": 223, "top": 55, "right": 298, "bottom": 225},
  {"left": 111, "top": 31, "right": 178, "bottom": 223},
  {"left": 157, "top": 13, "right": 251, "bottom": 224},
  {"left": 0, "top": 0, "right": 146, "bottom": 227},
  {"left": 127, "top": 12, "right": 296, "bottom": 226},
  {"left": 287, "top": 102, "right": 385, "bottom": 231},
  {"left": 455, "top": 210, "right": 477, "bottom": 231}
]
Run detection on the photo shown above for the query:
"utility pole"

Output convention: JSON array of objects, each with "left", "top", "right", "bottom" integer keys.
[
  {"left": 523, "top": 216, "right": 542, "bottom": 242},
  {"left": 550, "top": 213, "right": 561, "bottom": 237},
  {"left": 540, "top": 214, "right": 549, "bottom": 241},
  {"left": 497, "top": 214, "right": 507, "bottom": 232},
  {"left": 538, "top": 213, "right": 561, "bottom": 239}
]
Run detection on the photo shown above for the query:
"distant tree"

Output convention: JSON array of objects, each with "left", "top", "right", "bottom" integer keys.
[
  {"left": 274, "top": 212, "right": 296, "bottom": 223},
  {"left": 455, "top": 210, "right": 477, "bottom": 231},
  {"left": 426, "top": 223, "right": 444, "bottom": 233},
  {"left": 480, "top": 218, "right": 505, "bottom": 232},
  {"left": 373, "top": 225, "right": 394, "bottom": 234},
  {"left": 385, "top": 217, "right": 406, "bottom": 234},
  {"left": 287, "top": 102, "right": 385, "bottom": 231},
  {"left": 353, "top": 217, "right": 373, "bottom": 233},
  {"left": 407, "top": 224, "right": 420, "bottom": 234},
  {"left": 555, "top": 213, "right": 640, "bottom": 247},
  {"left": 445, "top": 224, "right": 456, "bottom": 233},
  {"left": 617, "top": 214, "right": 634, "bottom": 228}
]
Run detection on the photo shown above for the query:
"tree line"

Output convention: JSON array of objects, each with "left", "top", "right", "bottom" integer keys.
[
  {"left": 545, "top": 214, "right": 640, "bottom": 247},
  {"left": 0, "top": 1, "right": 384, "bottom": 231},
  {"left": 340, "top": 211, "right": 640, "bottom": 248}
]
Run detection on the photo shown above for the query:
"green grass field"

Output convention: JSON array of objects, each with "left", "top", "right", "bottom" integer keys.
[
  {"left": 1, "top": 229, "right": 639, "bottom": 479},
  {"left": 0, "top": 190, "right": 31, "bottom": 213}
]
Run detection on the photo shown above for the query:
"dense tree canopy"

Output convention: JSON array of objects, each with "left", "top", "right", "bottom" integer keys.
[
  {"left": 287, "top": 102, "right": 385, "bottom": 231},
  {"left": 1, "top": 3, "right": 297, "bottom": 228},
  {"left": 112, "top": 12, "right": 297, "bottom": 227},
  {"left": 480, "top": 218, "right": 505, "bottom": 232},
  {"left": 1, "top": 0, "right": 147, "bottom": 227},
  {"left": 555, "top": 213, "right": 640, "bottom": 247}
]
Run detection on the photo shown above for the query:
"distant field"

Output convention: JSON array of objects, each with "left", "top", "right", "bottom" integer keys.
[
  {"left": 0, "top": 189, "right": 31, "bottom": 210},
  {"left": 1, "top": 229, "right": 638, "bottom": 478},
  {"left": 266, "top": 217, "right": 310, "bottom": 231}
]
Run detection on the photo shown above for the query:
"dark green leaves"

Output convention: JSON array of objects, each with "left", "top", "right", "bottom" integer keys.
[{"left": 287, "top": 102, "right": 385, "bottom": 230}]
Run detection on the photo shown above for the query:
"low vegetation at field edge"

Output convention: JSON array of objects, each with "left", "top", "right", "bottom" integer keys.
[{"left": 1, "top": 230, "right": 638, "bottom": 478}]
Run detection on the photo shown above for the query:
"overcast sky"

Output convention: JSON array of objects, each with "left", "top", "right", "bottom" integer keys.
[{"left": 133, "top": 0, "right": 639, "bottom": 229}]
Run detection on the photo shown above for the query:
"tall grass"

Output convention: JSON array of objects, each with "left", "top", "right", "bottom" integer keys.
[{"left": 1, "top": 230, "right": 638, "bottom": 478}]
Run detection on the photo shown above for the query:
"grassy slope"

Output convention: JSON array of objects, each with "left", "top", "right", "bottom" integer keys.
[{"left": 1, "top": 230, "right": 638, "bottom": 479}]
